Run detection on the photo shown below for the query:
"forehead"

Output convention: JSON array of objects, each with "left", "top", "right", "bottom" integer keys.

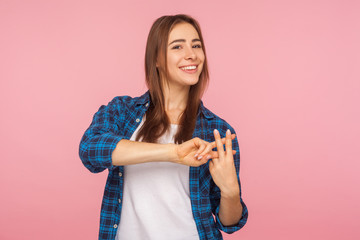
[{"left": 168, "top": 22, "right": 200, "bottom": 42}]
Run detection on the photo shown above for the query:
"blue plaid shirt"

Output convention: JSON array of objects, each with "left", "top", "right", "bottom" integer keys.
[{"left": 79, "top": 91, "right": 248, "bottom": 240}]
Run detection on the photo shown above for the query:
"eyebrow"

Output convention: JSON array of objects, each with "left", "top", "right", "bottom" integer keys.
[{"left": 168, "top": 38, "right": 201, "bottom": 46}]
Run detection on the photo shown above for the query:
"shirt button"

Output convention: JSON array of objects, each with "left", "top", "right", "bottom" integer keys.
[
  {"left": 113, "top": 224, "right": 118, "bottom": 228},
  {"left": 119, "top": 172, "right": 122, "bottom": 177},
  {"left": 145, "top": 103, "right": 149, "bottom": 107},
  {"left": 118, "top": 199, "right": 122, "bottom": 203},
  {"left": 136, "top": 118, "right": 140, "bottom": 123}
]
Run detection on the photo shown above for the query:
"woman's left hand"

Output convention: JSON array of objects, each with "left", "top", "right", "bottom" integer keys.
[{"left": 209, "top": 129, "right": 240, "bottom": 197}]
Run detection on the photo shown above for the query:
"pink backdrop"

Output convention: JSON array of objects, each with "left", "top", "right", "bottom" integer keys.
[{"left": 1, "top": 0, "right": 359, "bottom": 239}]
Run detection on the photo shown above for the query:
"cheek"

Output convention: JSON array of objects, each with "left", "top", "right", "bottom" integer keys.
[
  {"left": 199, "top": 51, "right": 205, "bottom": 62},
  {"left": 198, "top": 53, "right": 205, "bottom": 68},
  {"left": 167, "top": 56, "right": 179, "bottom": 69}
]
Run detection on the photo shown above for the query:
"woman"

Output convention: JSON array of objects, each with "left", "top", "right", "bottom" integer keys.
[{"left": 79, "top": 14, "right": 248, "bottom": 240}]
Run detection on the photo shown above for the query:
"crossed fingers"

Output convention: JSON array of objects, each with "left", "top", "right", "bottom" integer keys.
[
  {"left": 194, "top": 130, "right": 235, "bottom": 161},
  {"left": 212, "top": 129, "right": 233, "bottom": 162}
]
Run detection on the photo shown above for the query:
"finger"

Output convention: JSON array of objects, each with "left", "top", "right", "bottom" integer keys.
[
  {"left": 210, "top": 149, "right": 236, "bottom": 159},
  {"left": 198, "top": 154, "right": 212, "bottom": 166},
  {"left": 200, "top": 142, "right": 216, "bottom": 160},
  {"left": 210, "top": 151, "right": 218, "bottom": 159},
  {"left": 192, "top": 137, "right": 201, "bottom": 148},
  {"left": 214, "top": 129, "right": 225, "bottom": 159},
  {"left": 210, "top": 134, "right": 236, "bottom": 149},
  {"left": 225, "top": 129, "right": 233, "bottom": 156},
  {"left": 196, "top": 139, "right": 213, "bottom": 159},
  {"left": 211, "top": 157, "right": 220, "bottom": 165},
  {"left": 194, "top": 142, "right": 206, "bottom": 159},
  {"left": 209, "top": 159, "right": 214, "bottom": 168},
  {"left": 197, "top": 134, "right": 234, "bottom": 160}
]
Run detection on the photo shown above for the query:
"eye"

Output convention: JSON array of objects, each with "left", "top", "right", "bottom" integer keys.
[
  {"left": 193, "top": 44, "right": 202, "bottom": 48},
  {"left": 172, "top": 45, "right": 182, "bottom": 50}
]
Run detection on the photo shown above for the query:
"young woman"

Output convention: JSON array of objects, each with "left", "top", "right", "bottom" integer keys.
[{"left": 79, "top": 14, "right": 248, "bottom": 240}]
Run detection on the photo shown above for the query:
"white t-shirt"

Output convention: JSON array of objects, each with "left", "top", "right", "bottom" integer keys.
[{"left": 115, "top": 119, "right": 200, "bottom": 240}]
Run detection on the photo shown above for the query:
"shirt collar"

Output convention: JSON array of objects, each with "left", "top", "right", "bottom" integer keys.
[
  {"left": 135, "top": 91, "right": 150, "bottom": 106},
  {"left": 136, "top": 91, "right": 214, "bottom": 119},
  {"left": 198, "top": 100, "right": 214, "bottom": 119}
]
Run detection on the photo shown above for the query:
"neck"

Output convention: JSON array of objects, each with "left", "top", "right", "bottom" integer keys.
[{"left": 162, "top": 82, "right": 189, "bottom": 112}]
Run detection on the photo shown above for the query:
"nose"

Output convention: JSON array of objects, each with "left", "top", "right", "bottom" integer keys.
[{"left": 184, "top": 46, "right": 197, "bottom": 60}]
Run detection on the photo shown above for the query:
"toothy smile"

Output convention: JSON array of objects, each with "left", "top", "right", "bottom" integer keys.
[{"left": 180, "top": 65, "right": 197, "bottom": 70}]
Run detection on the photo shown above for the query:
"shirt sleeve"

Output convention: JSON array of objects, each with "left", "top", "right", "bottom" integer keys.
[
  {"left": 79, "top": 96, "right": 128, "bottom": 173},
  {"left": 213, "top": 196, "right": 248, "bottom": 233},
  {"left": 210, "top": 126, "right": 249, "bottom": 234}
]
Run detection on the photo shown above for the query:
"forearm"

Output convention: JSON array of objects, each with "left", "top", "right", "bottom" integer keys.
[
  {"left": 111, "top": 139, "right": 178, "bottom": 166},
  {"left": 218, "top": 185, "right": 243, "bottom": 226}
]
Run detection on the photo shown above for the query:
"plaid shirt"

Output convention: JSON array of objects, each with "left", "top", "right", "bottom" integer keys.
[{"left": 79, "top": 91, "right": 248, "bottom": 240}]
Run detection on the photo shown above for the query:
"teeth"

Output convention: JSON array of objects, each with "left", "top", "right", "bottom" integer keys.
[{"left": 181, "top": 65, "right": 197, "bottom": 70}]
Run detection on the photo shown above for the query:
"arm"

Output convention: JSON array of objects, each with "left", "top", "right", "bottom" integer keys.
[
  {"left": 79, "top": 97, "right": 126, "bottom": 173},
  {"left": 210, "top": 128, "right": 248, "bottom": 230},
  {"left": 79, "top": 96, "right": 235, "bottom": 170},
  {"left": 111, "top": 135, "right": 237, "bottom": 167},
  {"left": 112, "top": 140, "right": 177, "bottom": 166},
  {"left": 218, "top": 182, "right": 243, "bottom": 226}
]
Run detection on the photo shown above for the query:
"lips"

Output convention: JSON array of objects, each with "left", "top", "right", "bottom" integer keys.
[{"left": 179, "top": 65, "right": 198, "bottom": 73}]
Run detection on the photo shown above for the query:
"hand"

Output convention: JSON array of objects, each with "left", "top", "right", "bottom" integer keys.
[
  {"left": 209, "top": 129, "right": 240, "bottom": 197},
  {"left": 174, "top": 135, "right": 236, "bottom": 167}
]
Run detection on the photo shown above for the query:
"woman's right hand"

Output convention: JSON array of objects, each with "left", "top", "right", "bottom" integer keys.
[{"left": 174, "top": 135, "right": 236, "bottom": 167}]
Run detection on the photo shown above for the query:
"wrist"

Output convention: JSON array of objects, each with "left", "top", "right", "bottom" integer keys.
[
  {"left": 220, "top": 183, "right": 240, "bottom": 199},
  {"left": 167, "top": 143, "right": 180, "bottom": 163}
]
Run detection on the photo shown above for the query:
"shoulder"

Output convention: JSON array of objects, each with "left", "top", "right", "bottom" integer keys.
[
  {"left": 200, "top": 102, "right": 236, "bottom": 133},
  {"left": 106, "top": 91, "right": 150, "bottom": 109},
  {"left": 199, "top": 102, "right": 241, "bottom": 154}
]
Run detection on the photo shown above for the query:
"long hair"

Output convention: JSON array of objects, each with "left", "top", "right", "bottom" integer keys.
[{"left": 136, "top": 14, "right": 209, "bottom": 144}]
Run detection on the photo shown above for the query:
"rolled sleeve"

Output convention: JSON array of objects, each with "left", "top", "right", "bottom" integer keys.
[
  {"left": 214, "top": 197, "right": 248, "bottom": 233},
  {"left": 79, "top": 97, "right": 128, "bottom": 173}
]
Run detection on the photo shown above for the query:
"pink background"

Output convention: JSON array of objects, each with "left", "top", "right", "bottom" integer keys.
[{"left": 1, "top": 0, "right": 359, "bottom": 239}]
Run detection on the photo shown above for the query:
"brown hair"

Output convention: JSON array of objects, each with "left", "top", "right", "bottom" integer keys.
[{"left": 136, "top": 14, "right": 209, "bottom": 144}]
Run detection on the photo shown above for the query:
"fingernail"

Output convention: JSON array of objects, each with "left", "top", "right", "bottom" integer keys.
[
  {"left": 206, "top": 155, "right": 211, "bottom": 160},
  {"left": 226, "top": 129, "right": 230, "bottom": 135},
  {"left": 194, "top": 153, "right": 198, "bottom": 158},
  {"left": 197, "top": 155, "right": 203, "bottom": 160},
  {"left": 214, "top": 129, "right": 219, "bottom": 135}
]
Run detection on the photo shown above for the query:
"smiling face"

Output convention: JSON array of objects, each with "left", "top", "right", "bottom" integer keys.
[{"left": 158, "top": 22, "right": 205, "bottom": 89}]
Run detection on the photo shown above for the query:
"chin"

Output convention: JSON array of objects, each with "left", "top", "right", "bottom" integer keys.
[
  {"left": 169, "top": 74, "right": 201, "bottom": 87},
  {"left": 184, "top": 78, "right": 200, "bottom": 86}
]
